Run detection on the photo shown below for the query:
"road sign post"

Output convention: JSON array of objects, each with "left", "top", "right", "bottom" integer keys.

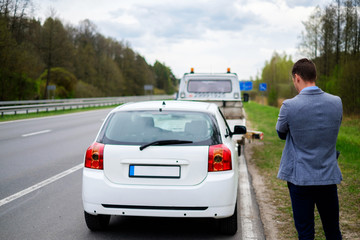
[
  {"left": 144, "top": 85, "right": 154, "bottom": 96},
  {"left": 259, "top": 83, "right": 267, "bottom": 105},
  {"left": 47, "top": 85, "right": 56, "bottom": 100}
]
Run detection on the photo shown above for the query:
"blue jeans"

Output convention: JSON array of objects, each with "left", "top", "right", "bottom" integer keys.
[{"left": 287, "top": 182, "right": 342, "bottom": 240}]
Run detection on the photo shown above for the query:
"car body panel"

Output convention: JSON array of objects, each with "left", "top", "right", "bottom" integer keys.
[
  {"left": 83, "top": 168, "right": 237, "bottom": 218},
  {"left": 82, "top": 101, "right": 240, "bottom": 219},
  {"left": 103, "top": 145, "right": 209, "bottom": 186}
]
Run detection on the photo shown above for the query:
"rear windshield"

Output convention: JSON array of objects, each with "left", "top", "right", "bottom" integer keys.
[
  {"left": 98, "top": 110, "right": 221, "bottom": 146},
  {"left": 187, "top": 80, "right": 232, "bottom": 93}
]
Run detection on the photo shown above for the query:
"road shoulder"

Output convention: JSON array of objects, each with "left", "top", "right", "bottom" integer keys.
[{"left": 244, "top": 141, "right": 280, "bottom": 240}]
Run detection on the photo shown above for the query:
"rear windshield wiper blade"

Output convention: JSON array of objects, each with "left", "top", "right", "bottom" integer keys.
[{"left": 140, "top": 140, "right": 193, "bottom": 151}]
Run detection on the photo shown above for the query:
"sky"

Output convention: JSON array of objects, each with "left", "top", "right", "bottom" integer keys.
[{"left": 33, "top": 0, "right": 330, "bottom": 80}]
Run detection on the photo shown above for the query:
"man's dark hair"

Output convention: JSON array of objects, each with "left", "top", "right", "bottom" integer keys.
[{"left": 292, "top": 58, "right": 317, "bottom": 82}]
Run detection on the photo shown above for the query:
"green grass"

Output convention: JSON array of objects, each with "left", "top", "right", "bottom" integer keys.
[
  {"left": 243, "top": 101, "right": 360, "bottom": 240},
  {"left": 336, "top": 117, "right": 360, "bottom": 237},
  {"left": 0, "top": 104, "right": 119, "bottom": 122}
]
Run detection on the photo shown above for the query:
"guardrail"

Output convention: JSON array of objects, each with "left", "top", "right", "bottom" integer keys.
[{"left": 0, "top": 95, "right": 174, "bottom": 116}]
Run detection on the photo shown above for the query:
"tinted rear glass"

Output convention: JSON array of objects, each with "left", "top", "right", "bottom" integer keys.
[
  {"left": 98, "top": 111, "right": 221, "bottom": 145},
  {"left": 187, "top": 80, "right": 232, "bottom": 93}
]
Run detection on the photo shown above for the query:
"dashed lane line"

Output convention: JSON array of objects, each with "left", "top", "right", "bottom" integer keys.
[
  {"left": 0, "top": 163, "right": 83, "bottom": 207},
  {"left": 21, "top": 129, "right": 51, "bottom": 137}
]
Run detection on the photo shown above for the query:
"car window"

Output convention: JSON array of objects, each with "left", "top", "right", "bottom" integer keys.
[
  {"left": 98, "top": 110, "right": 221, "bottom": 145},
  {"left": 187, "top": 80, "right": 232, "bottom": 93}
]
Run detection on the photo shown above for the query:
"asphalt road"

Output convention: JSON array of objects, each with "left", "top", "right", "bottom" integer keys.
[{"left": 0, "top": 109, "right": 264, "bottom": 240}]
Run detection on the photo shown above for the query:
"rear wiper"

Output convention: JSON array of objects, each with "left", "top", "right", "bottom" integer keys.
[{"left": 139, "top": 140, "right": 193, "bottom": 151}]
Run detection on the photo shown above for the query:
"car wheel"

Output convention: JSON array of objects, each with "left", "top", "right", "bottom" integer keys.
[
  {"left": 218, "top": 204, "right": 238, "bottom": 235},
  {"left": 84, "top": 211, "right": 110, "bottom": 231}
]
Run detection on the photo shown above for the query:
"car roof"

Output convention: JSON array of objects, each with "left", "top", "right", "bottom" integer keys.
[{"left": 111, "top": 100, "right": 218, "bottom": 114}]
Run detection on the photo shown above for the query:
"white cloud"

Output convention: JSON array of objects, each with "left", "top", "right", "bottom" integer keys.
[{"left": 35, "top": 0, "right": 330, "bottom": 79}]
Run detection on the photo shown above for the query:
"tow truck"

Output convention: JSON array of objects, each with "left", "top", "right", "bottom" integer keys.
[{"left": 177, "top": 68, "right": 263, "bottom": 154}]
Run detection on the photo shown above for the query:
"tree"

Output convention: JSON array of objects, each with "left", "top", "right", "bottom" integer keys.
[
  {"left": 339, "top": 58, "right": 360, "bottom": 114},
  {"left": 320, "top": 5, "right": 337, "bottom": 77},
  {"left": 0, "top": 17, "right": 16, "bottom": 100},
  {"left": 41, "top": 16, "right": 74, "bottom": 98},
  {"left": 153, "top": 61, "right": 176, "bottom": 94},
  {"left": 77, "top": 19, "right": 97, "bottom": 47},
  {"left": 0, "top": 0, "right": 41, "bottom": 100},
  {"left": 343, "top": 0, "right": 359, "bottom": 56},
  {"left": 299, "top": 6, "right": 322, "bottom": 58},
  {"left": 335, "top": 0, "right": 342, "bottom": 66},
  {"left": 38, "top": 67, "right": 77, "bottom": 98},
  {"left": 0, "top": 5, "right": 177, "bottom": 100},
  {"left": 0, "top": 0, "right": 32, "bottom": 41},
  {"left": 261, "top": 52, "right": 294, "bottom": 106},
  {"left": 298, "top": 1, "right": 360, "bottom": 114}
]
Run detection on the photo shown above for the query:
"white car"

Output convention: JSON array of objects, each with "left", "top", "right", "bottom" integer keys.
[{"left": 82, "top": 100, "right": 246, "bottom": 235}]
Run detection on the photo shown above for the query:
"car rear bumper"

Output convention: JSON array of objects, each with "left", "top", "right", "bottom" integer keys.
[{"left": 82, "top": 168, "right": 238, "bottom": 219}]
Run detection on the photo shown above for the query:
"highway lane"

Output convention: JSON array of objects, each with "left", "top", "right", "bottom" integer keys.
[
  {"left": 0, "top": 109, "right": 265, "bottom": 239},
  {"left": 0, "top": 109, "right": 111, "bottom": 199}
]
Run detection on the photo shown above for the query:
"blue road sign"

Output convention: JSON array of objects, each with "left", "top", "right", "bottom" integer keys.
[
  {"left": 259, "top": 83, "right": 267, "bottom": 91},
  {"left": 240, "top": 81, "right": 253, "bottom": 91},
  {"left": 240, "top": 82, "right": 244, "bottom": 90}
]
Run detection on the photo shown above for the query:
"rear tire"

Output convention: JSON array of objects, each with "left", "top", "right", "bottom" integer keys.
[
  {"left": 84, "top": 211, "right": 110, "bottom": 231},
  {"left": 218, "top": 204, "right": 238, "bottom": 235}
]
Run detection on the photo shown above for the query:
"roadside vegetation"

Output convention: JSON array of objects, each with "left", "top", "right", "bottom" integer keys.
[
  {"left": 249, "top": 1, "right": 359, "bottom": 115},
  {"left": 243, "top": 101, "right": 360, "bottom": 239},
  {"left": 0, "top": 0, "right": 177, "bottom": 101}
]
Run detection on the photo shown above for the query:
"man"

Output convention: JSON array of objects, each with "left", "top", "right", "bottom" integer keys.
[{"left": 276, "top": 58, "right": 343, "bottom": 240}]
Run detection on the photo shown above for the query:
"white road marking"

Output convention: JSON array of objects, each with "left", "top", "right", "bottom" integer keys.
[
  {"left": 239, "top": 154, "right": 258, "bottom": 239},
  {"left": 22, "top": 129, "right": 51, "bottom": 137},
  {"left": 0, "top": 163, "right": 83, "bottom": 207}
]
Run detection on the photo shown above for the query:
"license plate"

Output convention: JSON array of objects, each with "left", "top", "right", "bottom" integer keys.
[{"left": 129, "top": 165, "right": 180, "bottom": 178}]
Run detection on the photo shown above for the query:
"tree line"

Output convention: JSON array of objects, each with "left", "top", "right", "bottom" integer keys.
[
  {"left": 252, "top": 0, "right": 359, "bottom": 114},
  {"left": 0, "top": 0, "right": 177, "bottom": 101},
  {"left": 299, "top": 0, "right": 359, "bottom": 114}
]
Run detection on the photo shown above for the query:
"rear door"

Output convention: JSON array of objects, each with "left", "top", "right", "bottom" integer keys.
[
  {"left": 99, "top": 109, "right": 221, "bottom": 186},
  {"left": 103, "top": 145, "right": 208, "bottom": 186}
]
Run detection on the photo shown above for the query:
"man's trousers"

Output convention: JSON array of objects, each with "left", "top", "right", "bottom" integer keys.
[{"left": 287, "top": 182, "right": 342, "bottom": 240}]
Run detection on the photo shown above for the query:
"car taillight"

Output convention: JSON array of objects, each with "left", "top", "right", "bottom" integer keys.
[
  {"left": 208, "top": 144, "right": 232, "bottom": 172},
  {"left": 85, "top": 142, "right": 104, "bottom": 170}
]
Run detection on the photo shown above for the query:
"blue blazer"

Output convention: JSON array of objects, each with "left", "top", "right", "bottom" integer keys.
[{"left": 276, "top": 88, "right": 343, "bottom": 185}]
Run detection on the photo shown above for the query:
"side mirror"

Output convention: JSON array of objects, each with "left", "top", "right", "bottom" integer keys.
[
  {"left": 232, "top": 125, "right": 247, "bottom": 135},
  {"left": 243, "top": 93, "right": 249, "bottom": 102}
]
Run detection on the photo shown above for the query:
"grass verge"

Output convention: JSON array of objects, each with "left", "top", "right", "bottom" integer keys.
[{"left": 243, "top": 101, "right": 360, "bottom": 240}]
